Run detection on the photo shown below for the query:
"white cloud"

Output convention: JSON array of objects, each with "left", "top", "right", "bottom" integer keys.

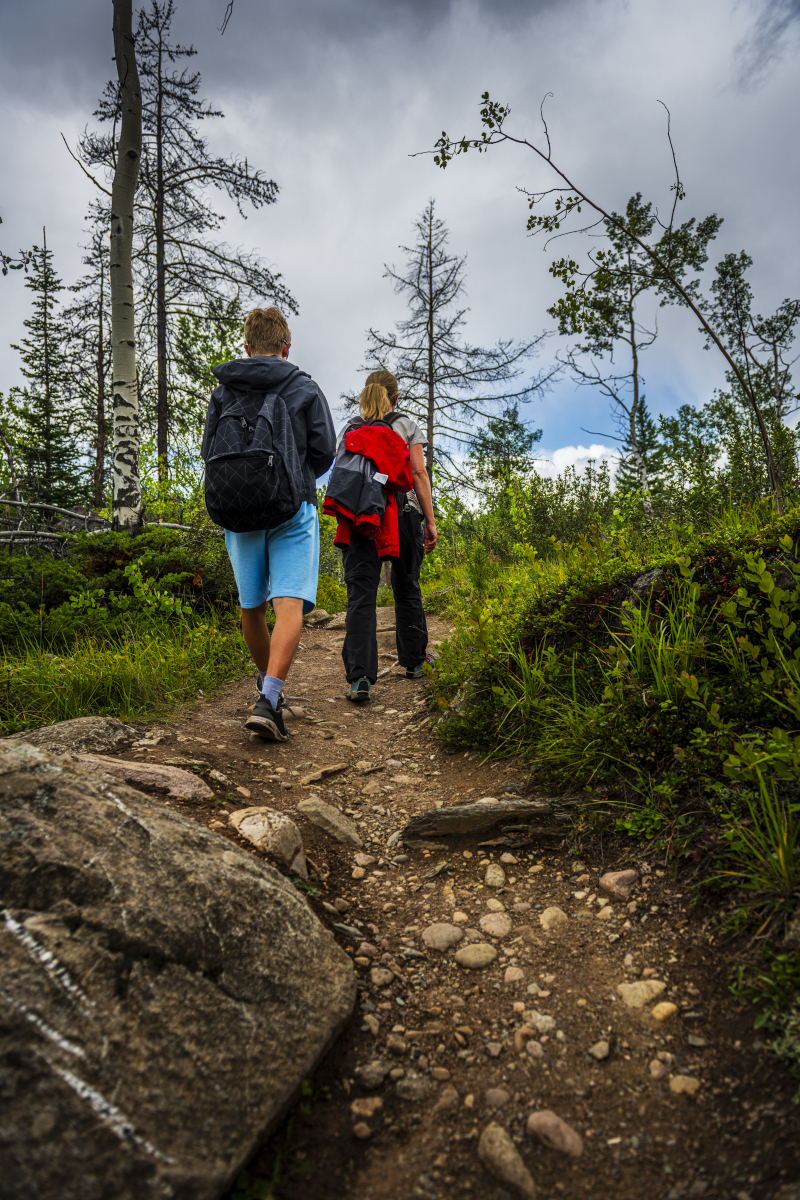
[{"left": 534, "top": 444, "right": 621, "bottom": 479}]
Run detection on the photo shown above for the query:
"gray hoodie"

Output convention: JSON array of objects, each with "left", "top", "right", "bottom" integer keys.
[{"left": 204, "top": 356, "right": 336, "bottom": 506}]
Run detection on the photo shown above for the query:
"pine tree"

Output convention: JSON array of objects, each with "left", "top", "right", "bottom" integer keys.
[
  {"left": 615, "top": 397, "right": 664, "bottom": 496},
  {"left": 468, "top": 401, "right": 542, "bottom": 487},
  {"left": 9, "top": 230, "right": 83, "bottom": 507}
]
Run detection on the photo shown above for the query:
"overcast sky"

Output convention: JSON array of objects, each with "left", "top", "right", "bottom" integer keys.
[{"left": 1, "top": 0, "right": 798, "bottom": 476}]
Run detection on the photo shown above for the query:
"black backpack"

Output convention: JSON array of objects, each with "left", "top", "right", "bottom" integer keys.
[{"left": 203, "top": 375, "right": 304, "bottom": 532}]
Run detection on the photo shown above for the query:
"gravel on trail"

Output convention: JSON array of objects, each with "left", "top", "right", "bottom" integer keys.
[{"left": 97, "top": 609, "right": 800, "bottom": 1200}]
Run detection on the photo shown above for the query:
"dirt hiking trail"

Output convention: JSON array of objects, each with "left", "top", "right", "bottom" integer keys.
[{"left": 106, "top": 609, "right": 799, "bottom": 1200}]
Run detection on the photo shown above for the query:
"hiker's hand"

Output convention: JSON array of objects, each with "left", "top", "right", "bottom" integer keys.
[{"left": 424, "top": 519, "right": 438, "bottom": 553}]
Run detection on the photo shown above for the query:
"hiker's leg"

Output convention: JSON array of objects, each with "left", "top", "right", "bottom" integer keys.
[
  {"left": 264, "top": 596, "right": 304, "bottom": 681},
  {"left": 393, "top": 505, "right": 428, "bottom": 670},
  {"left": 342, "top": 533, "right": 381, "bottom": 683},
  {"left": 226, "top": 529, "right": 270, "bottom": 671},
  {"left": 241, "top": 601, "right": 271, "bottom": 672}
]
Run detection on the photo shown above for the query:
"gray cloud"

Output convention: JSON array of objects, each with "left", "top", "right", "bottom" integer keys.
[
  {"left": 736, "top": 0, "right": 800, "bottom": 85},
  {"left": 0, "top": 0, "right": 798, "bottom": 455}
]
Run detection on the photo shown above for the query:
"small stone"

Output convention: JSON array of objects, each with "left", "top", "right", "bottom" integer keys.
[
  {"left": 352, "top": 867, "right": 366, "bottom": 880},
  {"left": 333, "top": 898, "right": 350, "bottom": 913},
  {"left": 652, "top": 1001, "right": 678, "bottom": 1022},
  {"left": 600, "top": 869, "right": 638, "bottom": 900},
  {"left": 669, "top": 1075, "right": 701, "bottom": 1095},
  {"left": 485, "top": 863, "right": 506, "bottom": 889},
  {"left": 357, "top": 942, "right": 378, "bottom": 958},
  {"left": 539, "top": 906, "right": 569, "bottom": 933},
  {"left": 355, "top": 852, "right": 376, "bottom": 867},
  {"left": 386, "top": 1034, "right": 407, "bottom": 1056},
  {"left": 500, "top": 852, "right": 518, "bottom": 864},
  {"left": 486, "top": 898, "right": 506, "bottom": 912},
  {"left": 617, "top": 980, "right": 666, "bottom": 1009},
  {"left": 479, "top": 913, "right": 512, "bottom": 939},
  {"left": 431, "top": 1084, "right": 459, "bottom": 1116},
  {"left": 370, "top": 967, "right": 394, "bottom": 988},
  {"left": 525, "top": 1010, "right": 556, "bottom": 1034},
  {"left": 478, "top": 1121, "right": 536, "bottom": 1199},
  {"left": 588, "top": 1040, "right": 609, "bottom": 1061},
  {"left": 504, "top": 967, "right": 525, "bottom": 984},
  {"left": 485, "top": 1087, "right": 511, "bottom": 1108},
  {"left": 389, "top": 1067, "right": 405, "bottom": 1080},
  {"left": 431, "top": 1067, "right": 451, "bottom": 1081},
  {"left": 351, "top": 1096, "right": 383, "bottom": 1119},
  {"left": 453, "top": 911, "right": 469, "bottom": 923},
  {"left": 649, "top": 1059, "right": 667, "bottom": 1079},
  {"left": 527, "top": 1110, "right": 583, "bottom": 1158},
  {"left": 355, "top": 1060, "right": 392, "bottom": 1089},
  {"left": 352, "top": 1122, "right": 372, "bottom": 1139},
  {"left": 364, "top": 1014, "right": 380, "bottom": 1036},
  {"left": 454, "top": 944, "right": 498, "bottom": 970},
  {"left": 395, "top": 1074, "right": 432, "bottom": 1102},
  {"left": 597, "top": 906, "right": 614, "bottom": 922},
  {"left": 526, "top": 1041, "right": 544, "bottom": 1060},
  {"left": 513, "top": 901, "right": 532, "bottom": 913},
  {"left": 296, "top": 796, "right": 362, "bottom": 847},
  {"left": 486, "top": 1042, "right": 503, "bottom": 1057},
  {"left": 421, "top": 922, "right": 464, "bottom": 952}
]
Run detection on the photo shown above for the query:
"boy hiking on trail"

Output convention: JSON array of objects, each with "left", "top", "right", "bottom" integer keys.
[
  {"left": 202, "top": 306, "right": 336, "bottom": 741},
  {"left": 323, "top": 369, "right": 438, "bottom": 701}
]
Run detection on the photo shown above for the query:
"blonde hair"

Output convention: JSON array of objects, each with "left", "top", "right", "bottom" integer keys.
[
  {"left": 365, "top": 369, "right": 399, "bottom": 403},
  {"left": 359, "top": 382, "right": 393, "bottom": 421},
  {"left": 244, "top": 306, "right": 291, "bottom": 355}
]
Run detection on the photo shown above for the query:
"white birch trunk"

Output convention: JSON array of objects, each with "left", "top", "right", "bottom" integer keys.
[{"left": 110, "top": 0, "right": 142, "bottom": 532}]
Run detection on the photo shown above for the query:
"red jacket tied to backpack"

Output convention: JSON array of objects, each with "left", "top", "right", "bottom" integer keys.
[{"left": 323, "top": 421, "right": 413, "bottom": 559}]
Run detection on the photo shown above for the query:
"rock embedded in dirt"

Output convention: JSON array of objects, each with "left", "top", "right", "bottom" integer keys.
[
  {"left": 432, "top": 1084, "right": 460, "bottom": 1116},
  {"left": 486, "top": 898, "right": 506, "bottom": 912},
  {"left": 588, "top": 1040, "right": 610, "bottom": 1061},
  {"left": 352, "top": 1122, "right": 372, "bottom": 1139},
  {"left": 526, "top": 1040, "right": 544, "bottom": 1060},
  {"left": 395, "top": 1074, "right": 432, "bottom": 1102},
  {"left": 600, "top": 869, "right": 638, "bottom": 900},
  {"left": 455, "top": 944, "right": 498, "bottom": 970},
  {"left": 22, "top": 748, "right": 214, "bottom": 803},
  {"left": 355, "top": 852, "right": 376, "bottom": 867},
  {"left": 296, "top": 797, "right": 363, "bottom": 848},
  {"left": 670, "top": 1075, "right": 701, "bottom": 1095},
  {"left": 500, "top": 852, "right": 518, "bottom": 864},
  {"left": 355, "top": 1060, "right": 393, "bottom": 1089},
  {"left": 370, "top": 967, "right": 394, "bottom": 988},
  {"left": 539, "top": 906, "right": 569, "bottom": 933},
  {"left": 4, "top": 715, "right": 138, "bottom": 755},
  {"left": 0, "top": 741, "right": 355, "bottom": 1200},
  {"left": 479, "top": 912, "right": 512, "bottom": 938},
  {"left": 486, "top": 1087, "right": 511, "bottom": 1108},
  {"left": 431, "top": 1067, "right": 451, "bottom": 1081},
  {"left": 478, "top": 1121, "right": 537, "bottom": 1199},
  {"left": 228, "top": 807, "right": 307, "bottom": 878},
  {"left": 649, "top": 1058, "right": 668, "bottom": 1079},
  {"left": 651, "top": 1001, "right": 678, "bottom": 1022},
  {"left": 485, "top": 863, "right": 506, "bottom": 889},
  {"left": 525, "top": 1010, "right": 556, "bottom": 1034},
  {"left": 401, "top": 796, "right": 570, "bottom": 840},
  {"left": 504, "top": 967, "right": 525, "bottom": 984},
  {"left": 617, "top": 980, "right": 666, "bottom": 1009},
  {"left": 526, "top": 1109, "right": 584, "bottom": 1158},
  {"left": 299, "top": 762, "right": 349, "bottom": 785},
  {"left": 351, "top": 1096, "right": 383, "bottom": 1119},
  {"left": 421, "top": 922, "right": 464, "bottom": 951}
]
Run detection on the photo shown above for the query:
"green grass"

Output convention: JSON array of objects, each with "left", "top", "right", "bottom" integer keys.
[{"left": 0, "top": 613, "right": 250, "bottom": 735}]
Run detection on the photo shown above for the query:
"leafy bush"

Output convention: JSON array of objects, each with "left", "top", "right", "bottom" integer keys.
[{"left": 316, "top": 573, "right": 347, "bottom": 614}]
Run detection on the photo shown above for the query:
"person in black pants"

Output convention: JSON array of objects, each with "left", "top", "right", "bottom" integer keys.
[{"left": 339, "top": 370, "right": 438, "bottom": 701}]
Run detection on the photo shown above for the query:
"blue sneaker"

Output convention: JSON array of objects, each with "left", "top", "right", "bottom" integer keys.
[{"left": 406, "top": 651, "right": 438, "bottom": 680}]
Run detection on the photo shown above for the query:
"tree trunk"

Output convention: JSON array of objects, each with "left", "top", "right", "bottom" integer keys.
[
  {"left": 155, "top": 27, "right": 168, "bottom": 482},
  {"left": 110, "top": 0, "right": 142, "bottom": 533},
  {"left": 627, "top": 288, "right": 650, "bottom": 510},
  {"left": 94, "top": 265, "right": 106, "bottom": 510},
  {"left": 426, "top": 215, "right": 435, "bottom": 478}
]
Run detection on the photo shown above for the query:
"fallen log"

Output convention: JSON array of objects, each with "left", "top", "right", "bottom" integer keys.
[{"left": 401, "top": 796, "right": 577, "bottom": 840}]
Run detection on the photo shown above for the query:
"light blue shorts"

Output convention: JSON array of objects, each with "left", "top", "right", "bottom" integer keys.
[{"left": 224, "top": 502, "right": 320, "bottom": 614}]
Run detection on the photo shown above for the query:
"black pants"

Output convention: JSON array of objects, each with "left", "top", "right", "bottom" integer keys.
[{"left": 340, "top": 505, "right": 428, "bottom": 683}]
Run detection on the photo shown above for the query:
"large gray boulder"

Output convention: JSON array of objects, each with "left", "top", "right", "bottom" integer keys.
[
  {"left": 4, "top": 715, "right": 139, "bottom": 755},
  {"left": 0, "top": 741, "right": 355, "bottom": 1200}
]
